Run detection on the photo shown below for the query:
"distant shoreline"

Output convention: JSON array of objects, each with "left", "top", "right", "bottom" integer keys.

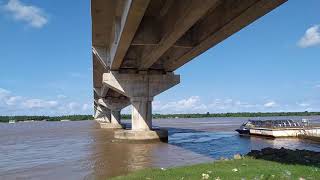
[{"left": 1, "top": 112, "right": 320, "bottom": 123}]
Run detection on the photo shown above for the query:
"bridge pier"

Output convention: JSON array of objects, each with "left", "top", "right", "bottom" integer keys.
[
  {"left": 94, "top": 105, "right": 111, "bottom": 123},
  {"left": 103, "top": 71, "right": 180, "bottom": 140},
  {"left": 97, "top": 97, "right": 130, "bottom": 129},
  {"left": 131, "top": 97, "right": 152, "bottom": 131},
  {"left": 110, "top": 110, "right": 121, "bottom": 127}
]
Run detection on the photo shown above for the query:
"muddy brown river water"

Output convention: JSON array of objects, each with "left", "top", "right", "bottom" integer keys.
[{"left": 0, "top": 117, "right": 320, "bottom": 180}]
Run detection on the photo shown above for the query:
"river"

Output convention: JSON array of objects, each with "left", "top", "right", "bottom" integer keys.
[{"left": 0, "top": 116, "right": 320, "bottom": 179}]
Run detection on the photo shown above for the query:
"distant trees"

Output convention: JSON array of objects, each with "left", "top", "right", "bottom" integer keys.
[
  {"left": 151, "top": 112, "right": 320, "bottom": 119},
  {"left": 0, "top": 115, "right": 93, "bottom": 123},
  {"left": 1, "top": 111, "right": 320, "bottom": 123}
]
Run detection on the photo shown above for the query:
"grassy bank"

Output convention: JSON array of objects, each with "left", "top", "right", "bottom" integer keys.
[{"left": 111, "top": 158, "right": 319, "bottom": 180}]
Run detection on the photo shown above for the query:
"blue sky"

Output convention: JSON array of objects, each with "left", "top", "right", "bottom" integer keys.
[{"left": 0, "top": 0, "right": 320, "bottom": 116}]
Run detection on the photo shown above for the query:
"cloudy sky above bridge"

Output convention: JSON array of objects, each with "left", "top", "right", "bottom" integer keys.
[{"left": 0, "top": 0, "right": 320, "bottom": 115}]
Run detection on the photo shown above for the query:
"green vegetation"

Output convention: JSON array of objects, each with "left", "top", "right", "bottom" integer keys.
[
  {"left": 152, "top": 111, "right": 320, "bottom": 119},
  {"left": 0, "top": 115, "right": 93, "bottom": 123},
  {"left": 111, "top": 157, "right": 320, "bottom": 180},
  {"left": 1, "top": 111, "right": 319, "bottom": 123}
]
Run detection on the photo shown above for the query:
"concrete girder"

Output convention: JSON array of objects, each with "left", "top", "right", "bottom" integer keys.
[
  {"left": 93, "top": 53, "right": 108, "bottom": 89},
  {"left": 98, "top": 97, "right": 130, "bottom": 111},
  {"left": 131, "top": 16, "right": 193, "bottom": 48},
  {"left": 102, "top": 71, "right": 180, "bottom": 99},
  {"left": 164, "top": 0, "right": 287, "bottom": 71},
  {"left": 93, "top": 87, "right": 102, "bottom": 97},
  {"left": 110, "top": 0, "right": 150, "bottom": 70},
  {"left": 100, "top": 84, "right": 109, "bottom": 98},
  {"left": 138, "top": 0, "right": 220, "bottom": 70},
  {"left": 92, "top": 46, "right": 110, "bottom": 70}
]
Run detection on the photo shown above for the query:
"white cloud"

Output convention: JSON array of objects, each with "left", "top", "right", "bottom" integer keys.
[
  {"left": 0, "top": 88, "right": 10, "bottom": 95},
  {"left": 154, "top": 97, "right": 260, "bottom": 114},
  {"left": 154, "top": 96, "right": 207, "bottom": 113},
  {"left": 1, "top": 88, "right": 320, "bottom": 116},
  {"left": 22, "top": 99, "right": 58, "bottom": 109},
  {"left": 173, "top": 96, "right": 201, "bottom": 109},
  {"left": 57, "top": 94, "right": 67, "bottom": 99},
  {"left": 297, "top": 102, "right": 310, "bottom": 107},
  {"left": 3, "top": 0, "right": 48, "bottom": 28},
  {"left": 0, "top": 87, "right": 92, "bottom": 115},
  {"left": 152, "top": 97, "right": 302, "bottom": 114},
  {"left": 6, "top": 96, "right": 22, "bottom": 105},
  {"left": 264, "top": 101, "right": 277, "bottom": 108},
  {"left": 82, "top": 103, "right": 90, "bottom": 111},
  {"left": 67, "top": 102, "right": 80, "bottom": 110},
  {"left": 298, "top": 25, "right": 320, "bottom": 48}
]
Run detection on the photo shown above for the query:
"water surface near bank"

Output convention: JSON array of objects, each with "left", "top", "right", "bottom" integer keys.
[{"left": 0, "top": 117, "right": 319, "bottom": 180}]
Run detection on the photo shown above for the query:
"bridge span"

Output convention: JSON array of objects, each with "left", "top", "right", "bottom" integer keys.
[{"left": 91, "top": 0, "right": 287, "bottom": 140}]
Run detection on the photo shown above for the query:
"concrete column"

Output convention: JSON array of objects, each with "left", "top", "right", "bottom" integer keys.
[
  {"left": 131, "top": 97, "right": 153, "bottom": 131},
  {"left": 94, "top": 105, "right": 111, "bottom": 123},
  {"left": 111, "top": 110, "right": 121, "bottom": 126},
  {"left": 97, "top": 97, "right": 130, "bottom": 129}
]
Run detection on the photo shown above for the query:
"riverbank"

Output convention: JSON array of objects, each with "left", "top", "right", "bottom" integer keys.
[
  {"left": 0, "top": 115, "right": 93, "bottom": 123},
  {"left": 1, "top": 112, "right": 320, "bottom": 123},
  {"left": 111, "top": 148, "right": 320, "bottom": 180}
]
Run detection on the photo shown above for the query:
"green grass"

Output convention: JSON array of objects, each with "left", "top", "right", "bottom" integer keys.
[{"left": 111, "top": 158, "right": 320, "bottom": 180}]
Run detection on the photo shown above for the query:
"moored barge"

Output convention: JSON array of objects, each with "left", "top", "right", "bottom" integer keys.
[{"left": 236, "top": 119, "right": 320, "bottom": 138}]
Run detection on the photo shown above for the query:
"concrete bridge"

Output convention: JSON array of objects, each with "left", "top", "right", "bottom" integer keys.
[{"left": 91, "top": 0, "right": 287, "bottom": 140}]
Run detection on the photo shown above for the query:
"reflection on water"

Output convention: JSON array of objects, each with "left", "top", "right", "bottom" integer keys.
[
  {"left": 0, "top": 117, "right": 319, "bottom": 180},
  {"left": 87, "top": 130, "right": 160, "bottom": 179}
]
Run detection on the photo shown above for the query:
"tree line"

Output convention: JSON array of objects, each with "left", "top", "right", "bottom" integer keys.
[{"left": 1, "top": 111, "right": 320, "bottom": 123}]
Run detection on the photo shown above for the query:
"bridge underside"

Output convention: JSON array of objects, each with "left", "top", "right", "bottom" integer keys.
[{"left": 91, "top": 0, "right": 286, "bottom": 140}]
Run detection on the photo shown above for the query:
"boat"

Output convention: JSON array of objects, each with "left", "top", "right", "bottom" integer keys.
[
  {"left": 8, "top": 120, "right": 16, "bottom": 124},
  {"left": 235, "top": 119, "right": 320, "bottom": 137},
  {"left": 23, "top": 120, "right": 35, "bottom": 122},
  {"left": 235, "top": 122, "right": 251, "bottom": 135}
]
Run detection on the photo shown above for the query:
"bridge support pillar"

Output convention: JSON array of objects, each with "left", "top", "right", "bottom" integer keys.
[
  {"left": 103, "top": 71, "right": 180, "bottom": 140},
  {"left": 94, "top": 105, "right": 111, "bottom": 123},
  {"left": 97, "top": 97, "right": 130, "bottom": 129},
  {"left": 131, "top": 97, "right": 153, "bottom": 131},
  {"left": 111, "top": 110, "right": 121, "bottom": 126}
]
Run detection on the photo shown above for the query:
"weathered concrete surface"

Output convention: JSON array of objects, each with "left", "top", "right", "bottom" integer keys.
[
  {"left": 97, "top": 97, "right": 130, "bottom": 129},
  {"left": 103, "top": 71, "right": 179, "bottom": 132},
  {"left": 114, "top": 129, "right": 168, "bottom": 141},
  {"left": 99, "top": 122, "right": 125, "bottom": 129},
  {"left": 94, "top": 105, "right": 111, "bottom": 123},
  {"left": 102, "top": 71, "right": 180, "bottom": 99},
  {"left": 91, "top": 0, "right": 287, "bottom": 140}
]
